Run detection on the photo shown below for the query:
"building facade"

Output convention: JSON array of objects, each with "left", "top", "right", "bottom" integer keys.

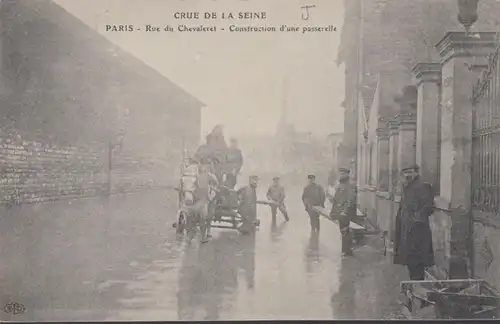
[
  {"left": 0, "top": 0, "right": 203, "bottom": 203},
  {"left": 338, "top": 0, "right": 500, "bottom": 287}
]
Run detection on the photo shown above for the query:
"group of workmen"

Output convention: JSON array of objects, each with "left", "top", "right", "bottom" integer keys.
[
  {"left": 192, "top": 126, "right": 436, "bottom": 285},
  {"left": 268, "top": 168, "right": 357, "bottom": 257},
  {"left": 191, "top": 125, "right": 358, "bottom": 255}
]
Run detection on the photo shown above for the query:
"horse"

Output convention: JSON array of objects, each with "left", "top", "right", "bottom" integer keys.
[{"left": 174, "top": 161, "right": 218, "bottom": 243}]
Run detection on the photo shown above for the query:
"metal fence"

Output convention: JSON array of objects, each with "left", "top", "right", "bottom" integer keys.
[{"left": 472, "top": 42, "right": 500, "bottom": 212}]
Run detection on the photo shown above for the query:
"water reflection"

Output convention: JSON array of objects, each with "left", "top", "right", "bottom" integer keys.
[
  {"left": 239, "top": 234, "right": 256, "bottom": 290},
  {"left": 305, "top": 231, "right": 320, "bottom": 274},
  {"left": 176, "top": 231, "right": 255, "bottom": 320},
  {"left": 270, "top": 220, "right": 287, "bottom": 243},
  {"left": 330, "top": 258, "right": 357, "bottom": 319}
]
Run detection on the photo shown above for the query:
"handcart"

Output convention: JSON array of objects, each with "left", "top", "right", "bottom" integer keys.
[{"left": 210, "top": 185, "right": 261, "bottom": 233}]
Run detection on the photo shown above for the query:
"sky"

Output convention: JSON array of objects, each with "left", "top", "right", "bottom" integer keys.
[{"left": 54, "top": 0, "right": 345, "bottom": 139}]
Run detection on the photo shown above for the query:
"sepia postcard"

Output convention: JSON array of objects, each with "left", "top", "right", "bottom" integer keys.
[{"left": 1, "top": 0, "right": 500, "bottom": 321}]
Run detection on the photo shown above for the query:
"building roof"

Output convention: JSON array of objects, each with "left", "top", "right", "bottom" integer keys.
[{"left": 17, "top": 0, "right": 205, "bottom": 109}]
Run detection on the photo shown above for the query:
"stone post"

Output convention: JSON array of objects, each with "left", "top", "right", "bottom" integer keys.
[
  {"left": 376, "top": 124, "right": 390, "bottom": 192},
  {"left": 388, "top": 118, "right": 400, "bottom": 195},
  {"left": 413, "top": 63, "right": 442, "bottom": 191},
  {"left": 397, "top": 112, "right": 417, "bottom": 176},
  {"left": 436, "top": 31, "right": 497, "bottom": 278}
]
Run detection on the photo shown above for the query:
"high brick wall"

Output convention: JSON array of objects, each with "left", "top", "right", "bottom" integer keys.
[
  {"left": 0, "top": 130, "right": 108, "bottom": 204},
  {"left": 0, "top": 129, "right": 179, "bottom": 205},
  {"left": 0, "top": 0, "right": 202, "bottom": 205},
  {"left": 110, "top": 153, "right": 174, "bottom": 193}
]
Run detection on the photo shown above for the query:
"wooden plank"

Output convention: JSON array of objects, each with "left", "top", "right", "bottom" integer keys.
[
  {"left": 401, "top": 279, "right": 486, "bottom": 296},
  {"left": 427, "top": 292, "right": 500, "bottom": 307},
  {"left": 257, "top": 200, "right": 278, "bottom": 206},
  {"left": 210, "top": 225, "right": 237, "bottom": 229},
  {"left": 401, "top": 279, "right": 485, "bottom": 287},
  {"left": 312, "top": 206, "right": 365, "bottom": 230}
]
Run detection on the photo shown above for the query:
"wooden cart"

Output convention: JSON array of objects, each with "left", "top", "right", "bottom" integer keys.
[
  {"left": 400, "top": 278, "right": 500, "bottom": 319},
  {"left": 210, "top": 185, "right": 261, "bottom": 233}
]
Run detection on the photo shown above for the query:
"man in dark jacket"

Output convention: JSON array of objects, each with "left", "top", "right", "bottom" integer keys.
[
  {"left": 225, "top": 138, "right": 243, "bottom": 189},
  {"left": 195, "top": 125, "right": 228, "bottom": 182},
  {"left": 302, "top": 175, "right": 326, "bottom": 232},
  {"left": 237, "top": 175, "right": 259, "bottom": 235},
  {"left": 394, "top": 164, "right": 435, "bottom": 281},
  {"left": 329, "top": 168, "right": 356, "bottom": 256}
]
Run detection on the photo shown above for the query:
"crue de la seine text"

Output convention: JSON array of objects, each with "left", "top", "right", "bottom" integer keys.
[{"left": 173, "top": 12, "right": 267, "bottom": 20}]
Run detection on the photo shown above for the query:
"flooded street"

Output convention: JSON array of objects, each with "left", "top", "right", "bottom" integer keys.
[{"left": 0, "top": 188, "right": 406, "bottom": 321}]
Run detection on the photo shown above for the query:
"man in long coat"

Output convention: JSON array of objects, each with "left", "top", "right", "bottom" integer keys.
[
  {"left": 237, "top": 175, "right": 259, "bottom": 235},
  {"left": 393, "top": 164, "right": 435, "bottom": 281},
  {"left": 225, "top": 138, "right": 243, "bottom": 189},
  {"left": 302, "top": 174, "right": 326, "bottom": 233},
  {"left": 329, "top": 167, "right": 356, "bottom": 256}
]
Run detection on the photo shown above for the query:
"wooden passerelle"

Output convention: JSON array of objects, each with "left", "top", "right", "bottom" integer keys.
[{"left": 400, "top": 278, "right": 500, "bottom": 319}]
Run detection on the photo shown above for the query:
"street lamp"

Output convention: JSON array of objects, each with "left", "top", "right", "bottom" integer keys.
[{"left": 457, "top": 0, "right": 479, "bottom": 36}]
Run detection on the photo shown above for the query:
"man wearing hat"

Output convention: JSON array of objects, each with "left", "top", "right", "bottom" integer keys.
[
  {"left": 394, "top": 164, "right": 435, "bottom": 282},
  {"left": 266, "top": 176, "right": 289, "bottom": 223},
  {"left": 302, "top": 174, "right": 326, "bottom": 232},
  {"left": 329, "top": 167, "right": 357, "bottom": 256},
  {"left": 225, "top": 138, "right": 243, "bottom": 189},
  {"left": 237, "top": 175, "right": 260, "bottom": 234}
]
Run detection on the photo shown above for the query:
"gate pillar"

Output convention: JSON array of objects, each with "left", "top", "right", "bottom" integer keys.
[
  {"left": 413, "top": 63, "right": 442, "bottom": 192},
  {"left": 436, "top": 31, "right": 497, "bottom": 277}
]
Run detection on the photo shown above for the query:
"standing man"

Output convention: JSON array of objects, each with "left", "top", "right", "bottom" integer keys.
[
  {"left": 194, "top": 163, "right": 219, "bottom": 243},
  {"left": 394, "top": 164, "right": 435, "bottom": 281},
  {"left": 329, "top": 167, "right": 356, "bottom": 257},
  {"left": 237, "top": 175, "right": 259, "bottom": 235},
  {"left": 302, "top": 175, "right": 325, "bottom": 233},
  {"left": 266, "top": 176, "right": 289, "bottom": 223},
  {"left": 203, "top": 125, "right": 228, "bottom": 183},
  {"left": 225, "top": 138, "right": 243, "bottom": 189}
]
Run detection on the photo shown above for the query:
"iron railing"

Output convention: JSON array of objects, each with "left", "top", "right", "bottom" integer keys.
[{"left": 472, "top": 39, "right": 500, "bottom": 212}]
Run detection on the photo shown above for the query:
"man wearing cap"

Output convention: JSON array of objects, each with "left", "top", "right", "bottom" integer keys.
[
  {"left": 225, "top": 138, "right": 243, "bottom": 189},
  {"left": 329, "top": 167, "right": 356, "bottom": 256},
  {"left": 237, "top": 175, "right": 259, "bottom": 234},
  {"left": 302, "top": 174, "right": 326, "bottom": 232},
  {"left": 394, "top": 164, "right": 435, "bottom": 281},
  {"left": 266, "top": 176, "right": 289, "bottom": 223}
]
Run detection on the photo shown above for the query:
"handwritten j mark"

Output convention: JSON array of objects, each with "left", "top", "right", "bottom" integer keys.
[{"left": 301, "top": 5, "right": 316, "bottom": 20}]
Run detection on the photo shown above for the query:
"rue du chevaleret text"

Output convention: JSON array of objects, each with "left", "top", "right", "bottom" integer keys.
[{"left": 105, "top": 11, "right": 337, "bottom": 33}]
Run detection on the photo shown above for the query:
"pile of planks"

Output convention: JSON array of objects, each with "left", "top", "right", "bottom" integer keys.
[{"left": 400, "top": 279, "right": 500, "bottom": 319}]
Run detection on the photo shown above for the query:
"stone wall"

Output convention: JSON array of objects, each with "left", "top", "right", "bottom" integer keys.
[
  {"left": 0, "top": 130, "right": 108, "bottom": 204},
  {"left": 375, "top": 193, "right": 392, "bottom": 234},
  {"left": 472, "top": 212, "right": 500, "bottom": 289},
  {"left": 429, "top": 200, "right": 452, "bottom": 276}
]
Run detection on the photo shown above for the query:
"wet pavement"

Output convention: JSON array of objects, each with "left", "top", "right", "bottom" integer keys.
[{"left": 0, "top": 187, "right": 407, "bottom": 321}]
